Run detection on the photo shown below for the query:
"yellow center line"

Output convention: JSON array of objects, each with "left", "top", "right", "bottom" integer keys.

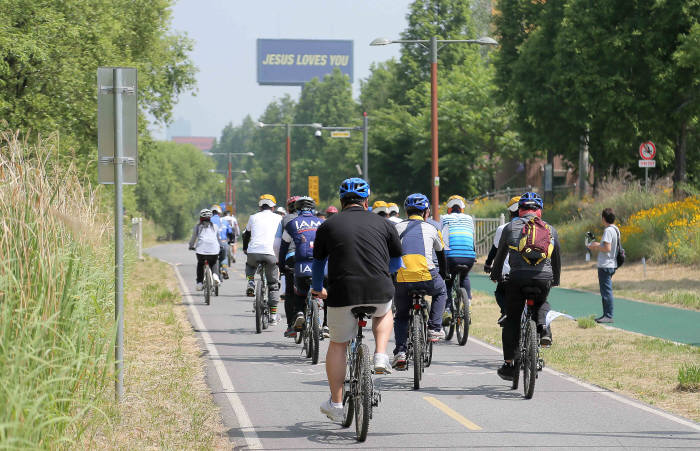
[{"left": 423, "top": 396, "right": 482, "bottom": 431}]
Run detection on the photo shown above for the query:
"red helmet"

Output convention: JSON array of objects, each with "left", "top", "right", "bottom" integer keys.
[
  {"left": 325, "top": 206, "right": 338, "bottom": 214},
  {"left": 287, "top": 196, "right": 301, "bottom": 209}
]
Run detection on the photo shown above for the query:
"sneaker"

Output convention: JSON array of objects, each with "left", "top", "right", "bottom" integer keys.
[
  {"left": 246, "top": 280, "right": 255, "bottom": 297},
  {"left": 374, "top": 353, "right": 392, "bottom": 375},
  {"left": 497, "top": 362, "right": 515, "bottom": 381},
  {"left": 293, "top": 312, "right": 305, "bottom": 330},
  {"left": 322, "top": 325, "right": 330, "bottom": 339},
  {"left": 595, "top": 316, "right": 613, "bottom": 324},
  {"left": 428, "top": 328, "right": 446, "bottom": 341},
  {"left": 221, "top": 268, "right": 229, "bottom": 280},
  {"left": 392, "top": 352, "right": 407, "bottom": 370},
  {"left": 231, "top": 256, "right": 236, "bottom": 263},
  {"left": 196, "top": 282, "right": 203, "bottom": 291},
  {"left": 284, "top": 327, "right": 296, "bottom": 338},
  {"left": 212, "top": 273, "right": 221, "bottom": 286},
  {"left": 497, "top": 313, "right": 507, "bottom": 326},
  {"left": 539, "top": 326, "right": 553, "bottom": 347},
  {"left": 442, "top": 310, "right": 453, "bottom": 326},
  {"left": 270, "top": 313, "right": 279, "bottom": 326},
  {"left": 320, "top": 398, "right": 345, "bottom": 423}
]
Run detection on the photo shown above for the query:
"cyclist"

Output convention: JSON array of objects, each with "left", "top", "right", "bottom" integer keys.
[
  {"left": 325, "top": 205, "right": 338, "bottom": 218},
  {"left": 242, "top": 194, "right": 283, "bottom": 325},
  {"left": 372, "top": 200, "right": 388, "bottom": 218},
  {"left": 279, "top": 197, "right": 326, "bottom": 338},
  {"left": 222, "top": 206, "right": 240, "bottom": 263},
  {"left": 483, "top": 196, "right": 520, "bottom": 325},
  {"left": 386, "top": 202, "right": 402, "bottom": 224},
  {"left": 490, "top": 192, "right": 560, "bottom": 381},
  {"left": 391, "top": 193, "right": 449, "bottom": 369},
  {"left": 311, "top": 177, "right": 403, "bottom": 422},
  {"left": 211, "top": 204, "right": 232, "bottom": 280},
  {"left": 188, "top": 208, "right": 221, "bottom": 291},
  {"left": 440, "top": 195, "right": 476, "bottom": 323},
  {"left": 280, "top": 197, "right": 300, "bottom": 312}
]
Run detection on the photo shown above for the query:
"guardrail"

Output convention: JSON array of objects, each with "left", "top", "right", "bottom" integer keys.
[{"left": 473, "top": 215, "right": 505, "bottom": 257}]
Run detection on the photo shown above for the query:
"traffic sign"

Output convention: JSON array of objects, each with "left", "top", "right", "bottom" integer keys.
[
  {"left": 639, "top": 160, "right": 656, "bottom": 168},
  {"left": 308, "top": 176, "right": 319, "bottom": 204},
  {"left": 639, "top": 141, "right": 656, "bottom": 160},
  {"left": 330, "top": 130, "right": 351, "bottom": 138}
]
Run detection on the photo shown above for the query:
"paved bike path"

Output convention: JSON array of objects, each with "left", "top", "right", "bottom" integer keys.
[
  {"left": 470, "top": 274, "right": 700, "bottom": 346},
  {"left": 147, "top": 244, "right": 699, "bottom": 449}
]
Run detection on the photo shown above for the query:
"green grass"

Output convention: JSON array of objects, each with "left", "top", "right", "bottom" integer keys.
[
  {"left": 661, "top": 290, "right": 700, "bottom": 310},
  {"left": 678, "top": 364, "right": 700, "bottom": 391},
  {"left": 577, "top": 315, "right": 597, "bottom": 329},
  {"left": 0, "top": 131, "right": 115, "bottom": 447}
]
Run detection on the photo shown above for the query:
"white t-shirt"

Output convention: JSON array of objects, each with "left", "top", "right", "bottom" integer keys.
[
  {"left": 493, "top": 223, "right": 511, "bottom": 275},
  {"left": 195, "top": 223, "right": 220, "bottom": 255},
  {"left": 387, "top": 216, "right": 403, "bottom": 224},
  {"left": 222, "top": 214, "right": 239, "bottom": 236},
  {"left": 245, "top": 209, "right": 283, "bottom": 256},
  {"left": 597, "top": 225, "right": 619, "bottom": 269}
]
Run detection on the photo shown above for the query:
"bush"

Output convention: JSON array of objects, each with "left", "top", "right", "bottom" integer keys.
[
  {"left": 0, "top": 131, "right": 114, "bottom": 446},
  {"left": 577, "top": 315, "right": 597, "bottom": 329},
  {"left": 677, "top": 363, "right": 700, "bottom": 391}
]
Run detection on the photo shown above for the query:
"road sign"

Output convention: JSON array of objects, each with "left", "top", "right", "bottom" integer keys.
[
  {"left": 639, "top": 160, "right": 656, "bottom": 168},
  {"left": 98, "top": 67, "right": 138, "bottom": 184},
  {"left": 330, "top": 130, "right": 351, "bottom": 138},
  {"left": 639, "top": 141, "right": 656, "bottom": 160},
  {"left": 308, "top": 176, "right": 319, "bottom": 204}
]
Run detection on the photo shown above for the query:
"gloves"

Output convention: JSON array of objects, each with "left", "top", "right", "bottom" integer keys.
[
  {"left": 483, "top": 264, "right": 492, "bottom": 274},
  {"left": 188, "top": 246, "right": 195, "bottom": 251}
]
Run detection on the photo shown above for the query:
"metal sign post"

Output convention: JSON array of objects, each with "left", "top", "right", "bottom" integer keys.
[
  {"left": 98, "top": 67, "right": 137, "bottom": 402},
  {"left": 639, "top": 141, "right": 656, "bottom": 190}
]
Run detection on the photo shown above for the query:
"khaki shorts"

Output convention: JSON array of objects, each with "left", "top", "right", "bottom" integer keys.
[{"left": 327, "top": 301, "right": 392, "bottom": 343}]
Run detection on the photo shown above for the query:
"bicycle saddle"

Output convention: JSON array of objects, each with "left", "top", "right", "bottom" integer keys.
[
  {"left": 453, "top": 265, "right": 472, "bottom": 271},
  {"left": 521, "top": 286, "right": 542, "bottom": 296},
  {"left": 351, "top": 306, "right": 377, "bottom": 318},
  {"left": 409, "top": 290, "right": 428, "bottom": 297}
]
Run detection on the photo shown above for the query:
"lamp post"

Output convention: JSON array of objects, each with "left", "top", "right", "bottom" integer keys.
[
  {"left": 370, "top": 36, "right": 497, "bottom": 220},
  {"left": 316, "top": 113, "right": 370, "bottom": 183},
  {"left": 257, "top": 122, "right": 322, "bottom": 201},
  {"left": 206, "top": 151, "right": 254, "bottom": 207}
]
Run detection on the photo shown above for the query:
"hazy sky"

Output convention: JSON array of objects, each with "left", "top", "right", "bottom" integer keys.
[{"left": 153, "top": 0, "right": 414, "bottom": 140}]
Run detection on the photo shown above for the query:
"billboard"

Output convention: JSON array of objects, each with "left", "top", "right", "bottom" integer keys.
[{"left": 257, "top": 39, "right": 353, "bottom": 86}]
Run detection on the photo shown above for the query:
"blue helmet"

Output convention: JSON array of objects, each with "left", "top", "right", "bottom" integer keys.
[
  {"left": 518, "top": 192, "right": 543, "bottom": 210},
  {"left": 404, "top": 193, "right": 430, "bottom": 211},
  {"left": 339, "top": 177, "right": 370, "bottom": 199}
]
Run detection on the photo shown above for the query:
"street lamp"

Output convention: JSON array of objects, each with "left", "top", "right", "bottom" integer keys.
[
  {"left": 206, "top": 152, "right": 254, "bottom": 207},
  {"left": 371, "top": 35, "right": 498, "bottom": 219},
  {"left": 257, "top": 121, "right": 322, "bottom": 201}
]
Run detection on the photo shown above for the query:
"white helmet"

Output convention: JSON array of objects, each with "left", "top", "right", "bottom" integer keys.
[
  {"left": 446, "top": 195, "right": 466, "bottom": 211},
  {"left": 199, "top": 208, "right": 213, "bottom": 219}
]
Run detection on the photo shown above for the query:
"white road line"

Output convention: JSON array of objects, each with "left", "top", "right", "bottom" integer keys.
[
  {"left": 171, "top": 263, "right": 264, "bottom": 450},
  {"left": 470, "top": 337, "right": 700, "bottom": 432}
]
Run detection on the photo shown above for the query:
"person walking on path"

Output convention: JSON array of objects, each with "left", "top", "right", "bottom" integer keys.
[{"left": 587, "top": 208, "right": 620, "bottom": 324}]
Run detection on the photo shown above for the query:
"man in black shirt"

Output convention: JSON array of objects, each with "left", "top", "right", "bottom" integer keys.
[{"left": 311, "top": 177, "right": 403, "bottom": 423}]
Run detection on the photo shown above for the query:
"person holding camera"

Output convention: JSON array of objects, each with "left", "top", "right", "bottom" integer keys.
[{"left": 587, "top": 208, "right": 621, "bottom": 324}]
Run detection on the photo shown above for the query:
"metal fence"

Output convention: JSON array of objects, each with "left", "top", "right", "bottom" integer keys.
[{"left": 473, "top": 215, "right": 505, "bottom": 257}]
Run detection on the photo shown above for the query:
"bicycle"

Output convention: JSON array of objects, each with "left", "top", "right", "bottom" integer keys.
[
  {"left": 444, "top": 266, "right": 471, "bottom": 346},
  {"left": 341, "top": 306, "right": 381, "bottom": 442},
  {"left": 404, "top": 290, "right": 432, "bottom": 390},
  {"left": 511, "top": 286, "right": 545, "bottom": 399},
  {"left": 254, "top": 262, "right": 272, "bottom": 334},
  {"left": 203, "top": 259, "right": 214, "bottom": 305},
  {"left": 300, "top": 279, "right": 322, "bottom": 364}
]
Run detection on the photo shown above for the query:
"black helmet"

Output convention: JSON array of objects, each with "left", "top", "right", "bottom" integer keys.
[{"left": 295, "top": 196, "right": 316, "bottom": 212}]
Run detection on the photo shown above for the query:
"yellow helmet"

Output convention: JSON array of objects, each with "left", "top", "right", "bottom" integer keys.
[
  {"left": 446, "top": 195, "right": 466, "bottom": 211},
  {"left": 211, "top": 204, "right": 223, "bottom": 214},
  {"left": 372, "top": 200, "right": 388, "bottom": 214},
  {"left": 259, "top": 194, "right": 277, "bottom": 208},
  {"left": 386, "top": 202, "right": 399, "bottom": 214},
  {"left": 507, "top": 196, "right": 521, "bottom": 212}
]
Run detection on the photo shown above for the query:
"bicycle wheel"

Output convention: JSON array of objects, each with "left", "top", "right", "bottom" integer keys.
[
  {"left": 456, "top": 289, "right": 470, "bottom": 346},
  {"left": 354, "top": 343, "right": 372, "bottom": 442},
  {"left": 412, "top": 314, "right": 424, "bottom": 390},
  {"left": 204, "top": 266, "right": 211, "bottom": 306},
  {"left": 214, "top": 280, "right": 219, "bottom": 297},
  {"left": 523, "top": 319, "right": 538, "bottom": 399},
  {"left": 304, "top": 309, "right": 312, "bottom": 358},
  {"left": 254, "top": 280, "right": 263, "bottom": 334},
  {"left": 341, "top": 344, "right": 354, "bottom": 428},
  {"left": 311, "top": 299, "right": 320, "bottom": 365},
  {"left": 259, "top": 280, "right": 269, "bottom": 330}
]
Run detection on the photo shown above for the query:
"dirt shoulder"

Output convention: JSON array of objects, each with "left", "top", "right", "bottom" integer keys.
[{"left": 82, "top": 256, "right": 229, "bottom": 449}]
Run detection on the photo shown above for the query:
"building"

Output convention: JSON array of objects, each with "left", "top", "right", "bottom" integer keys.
[{"left": 171, "top": 136, "right": 216, "bottom": 153}]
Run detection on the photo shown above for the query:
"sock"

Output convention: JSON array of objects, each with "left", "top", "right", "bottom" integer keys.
[
  {"left": 330, "top": 397, "right": 343, "bottom": 409},
  {"left": 247, "top": 275, "right": 254, "bottom": 281},
  {"left": 270, "top": 306, "right": 277, "bottom": 315}
]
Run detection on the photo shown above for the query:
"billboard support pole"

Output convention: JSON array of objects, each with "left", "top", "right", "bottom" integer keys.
[
  {"left": 286, "top": 124, "right": 291, "bottom": 202},
  {"left": 363, "top": 112, "right": 369, "bottom": 184},
  {"left": 113, "top": 67, "right": 125, "bottom": 402}
]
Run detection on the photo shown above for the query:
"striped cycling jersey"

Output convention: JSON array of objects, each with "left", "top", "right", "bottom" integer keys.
[
  {"left": 440, "top": 213, "right": 476, "bottom": 259},
  {"left": 394, "top": 215, "right": 445, "bottom": 283}
]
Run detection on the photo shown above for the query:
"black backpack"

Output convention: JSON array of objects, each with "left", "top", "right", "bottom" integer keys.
[{"left": 614, "top": 227, "right": 626, "bottom": 268}]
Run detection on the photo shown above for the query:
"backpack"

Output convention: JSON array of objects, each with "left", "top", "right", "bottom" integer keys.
[
  {"left": 517, "top": 216, "right": 554, "bottom": 265},
  {"left": 614, "top": 227, "right": 626, "bottom": 268}
]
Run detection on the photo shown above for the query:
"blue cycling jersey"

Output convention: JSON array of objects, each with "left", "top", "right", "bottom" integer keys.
[
  {"left": 280, "top": 211, "right": 323, "bottom": 277},
  {"left": 440, "top": 213, "right": 476, "bottom": 259}
]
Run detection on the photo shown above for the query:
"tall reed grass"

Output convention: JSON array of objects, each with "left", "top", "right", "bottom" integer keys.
[{"left": 0, "top": 131, "right": 113, "bottom": 448}]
